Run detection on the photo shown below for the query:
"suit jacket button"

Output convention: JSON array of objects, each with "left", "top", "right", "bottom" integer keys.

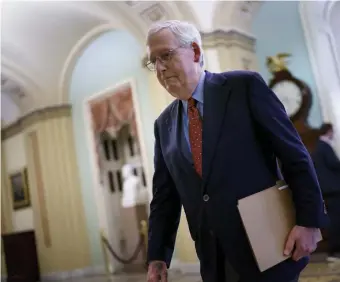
[{"left": 203, "top": 194, "right": 210, "bottom": 202}]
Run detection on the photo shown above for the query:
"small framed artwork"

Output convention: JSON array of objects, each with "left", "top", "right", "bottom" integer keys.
[{"left": 9, "top": 168, "right": 31, "bottom": 210}]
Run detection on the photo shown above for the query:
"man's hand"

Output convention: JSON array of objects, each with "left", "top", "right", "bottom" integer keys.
[
  {"left": 284, "top": 225, "right": 319, "bottom": 261},
  {"left": 147, "top": 261, "right": 168, "bottom": 282}
]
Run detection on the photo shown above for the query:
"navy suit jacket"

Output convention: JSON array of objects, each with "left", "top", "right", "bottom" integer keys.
[
  {"left": 312, "top": 139, "right": 340, "bottom": 196},
  {"left": 147, "top": 71, "right": 328, "bottom": 281}
]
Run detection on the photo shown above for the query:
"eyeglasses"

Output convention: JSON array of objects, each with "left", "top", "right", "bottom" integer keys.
[{"left": 145, "top": 43, "right": 190, "bottom": 71}]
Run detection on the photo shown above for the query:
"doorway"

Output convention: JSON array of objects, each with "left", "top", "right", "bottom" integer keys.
[{"left": 87, "top": 82, "right": 149, "bottom": 273}]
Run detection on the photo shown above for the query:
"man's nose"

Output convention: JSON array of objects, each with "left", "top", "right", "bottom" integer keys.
[{"left": 156, "top": 60, "right": 167, "bottom": 72}]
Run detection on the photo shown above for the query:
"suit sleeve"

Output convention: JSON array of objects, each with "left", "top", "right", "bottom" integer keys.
[
  {"left": 247, "top": 72, "right": 328, "bottom": 228},
  {"left": 147, "top": 120, "right": 182, "bottom": 267}
]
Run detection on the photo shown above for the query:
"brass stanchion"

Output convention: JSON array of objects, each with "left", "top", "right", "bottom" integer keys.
[
  {"left": 140, "top": 220, "right": 148, "bottom": 254},
  {"left": 99, "top": 222, "right": 147, "bottom": 277},
  {"left": 100, "top": 229, "right": 111, "bottom": 278}
]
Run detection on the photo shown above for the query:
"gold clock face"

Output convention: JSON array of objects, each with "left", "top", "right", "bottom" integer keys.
[{"left": 272, "top": 81, "right": 302, "bottom": 117}]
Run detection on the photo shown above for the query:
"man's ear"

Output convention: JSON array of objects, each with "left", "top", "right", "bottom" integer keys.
[{"left": 192, "top": 42, "right": 201, "bottom": 63}]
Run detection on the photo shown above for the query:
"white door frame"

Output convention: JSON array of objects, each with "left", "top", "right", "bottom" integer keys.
[
  {"left": 299, "top": 0, "right": 340, "bottom": 155},
  {"left": 82, "top": 78, "right": 150, "bottom": 271}
]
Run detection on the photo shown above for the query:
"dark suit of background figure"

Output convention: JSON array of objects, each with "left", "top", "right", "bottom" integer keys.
[
  {"left": 313, "top": 138, "right": 340, "bottom": 255},
  {"left": 147, "top": 70, "right": 328, "bottom": 282}
]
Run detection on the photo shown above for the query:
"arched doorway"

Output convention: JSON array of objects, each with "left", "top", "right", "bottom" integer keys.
[{"left": 68, "top": 29, "right": 153, "bottom": 272}]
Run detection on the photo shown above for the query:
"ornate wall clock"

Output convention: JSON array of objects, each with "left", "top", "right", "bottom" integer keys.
[
  {"left": 267, "top": 53, "right": 312, "bottom": 123},
  {"left": 266, "top": 53, "right": 322, "bottom": 153}
]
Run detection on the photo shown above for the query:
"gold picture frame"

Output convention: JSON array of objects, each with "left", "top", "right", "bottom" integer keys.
[{"left": 9, "top": 168, "right": 31, "bottom": 210}]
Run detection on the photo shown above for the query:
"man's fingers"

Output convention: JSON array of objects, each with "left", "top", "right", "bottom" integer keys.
[
  {"left": 292, "top": 246, "right": 304, "bottom": 261},
  {"left": 148, "top": 273, "right": 165, "bottom": 282},
  {"left": 284, "top": 232, "right": 295, "bottom": 256},
  {"left": 147, "top": 261, "right": 167, "bottom": 282},
  {"left": 292, "top": 241, "right": 314, "bottom": 261},
  {"left": 161, "top": 272, "right": 168, "bottom": 282},
  {"left": 285, "top": 226, "right": 319, "bottom": 260},
  {"left": 147, "top": 272, "right": 167, "bottom": 282},
  {"left": 147, "top": 273, "right": 157, "bottom": 282}
]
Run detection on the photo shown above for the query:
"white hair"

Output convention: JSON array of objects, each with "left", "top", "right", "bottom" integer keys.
[{"left": 147, "top": 20, "right": 204, "bottom": 67}]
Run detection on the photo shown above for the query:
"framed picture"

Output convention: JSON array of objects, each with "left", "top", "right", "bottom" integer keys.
[{"left": 9, "top": 168, "right": 31, "bottom": 210}]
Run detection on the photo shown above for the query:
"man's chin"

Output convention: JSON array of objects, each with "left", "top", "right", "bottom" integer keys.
[{"left": 165, "top": 84, "right": 180, "bottom": 95}]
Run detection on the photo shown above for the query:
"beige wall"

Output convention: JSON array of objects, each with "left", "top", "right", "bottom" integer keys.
[{"left": 1, "top": 107, "right": 92, "bottom": 275}]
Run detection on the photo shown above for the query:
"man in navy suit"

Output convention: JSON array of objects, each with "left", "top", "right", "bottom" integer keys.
[
  {"left": 145, "top": 20, "right": 327, "bottom": 282},
  {"left": 312, "top": 123, "right": 340, "bottom": 262}
]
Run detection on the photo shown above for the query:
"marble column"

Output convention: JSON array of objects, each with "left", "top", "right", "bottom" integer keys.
[{"left": 202, "top": 29, "right": 258, "bottom": 72}]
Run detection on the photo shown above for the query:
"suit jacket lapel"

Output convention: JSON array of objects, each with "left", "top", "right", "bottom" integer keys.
[
  {"left": 168, "top": 100, "right": 197, "bottom": 174},
  {"left": 202, "top": 72, "right": 231, "bottom": 185}
]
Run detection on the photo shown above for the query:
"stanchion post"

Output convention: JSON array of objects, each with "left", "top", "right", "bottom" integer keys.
[
  {"left": 140, "top": 220, "right": 148, "bottom": 252},
  {"left": 100, "top": 229, "right": 111, "bottom": 278}
]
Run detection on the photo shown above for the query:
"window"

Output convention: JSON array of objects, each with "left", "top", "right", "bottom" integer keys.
[
  {"left": 141, "top": 168, "right": 147, "bottom": 187},
  {"left": 108, "top": 171, "right": 115, "bottom": 193},
  {"left": 116, "top": 170, "right": 123, "bottom": 192},
  {"left": 127, "top": 135, "right": 135, "bottom": 156},
  {"left": 103, "top": 140, "right": 110, "bottom": 160},
  {"left": 111, "top": 140, "right": 119, "bottom": 160}
]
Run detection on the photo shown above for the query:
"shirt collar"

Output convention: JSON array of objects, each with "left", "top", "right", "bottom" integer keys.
[
  {"left": 181, "top": 71, "right": 205, "bottom": 107},
  {"left": 191, "top": 71, "right": 205, "bottom": 104}
]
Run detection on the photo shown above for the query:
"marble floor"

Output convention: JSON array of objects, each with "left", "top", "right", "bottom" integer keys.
[{"left": 55, "top": 261, "right": 340, "bottom": 282}]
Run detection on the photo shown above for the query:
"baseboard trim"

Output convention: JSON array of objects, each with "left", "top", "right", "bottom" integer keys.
[
  {"left": 2, "top": 262, "right": 200, "bottom": 280},
  {"left": 41, "top": 265, "right": 106, "bottom": 281}
]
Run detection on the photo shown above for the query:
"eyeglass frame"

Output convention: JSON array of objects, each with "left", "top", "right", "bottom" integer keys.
[{"left": 145, "top": 42, "right": 192, "bottom": 71}]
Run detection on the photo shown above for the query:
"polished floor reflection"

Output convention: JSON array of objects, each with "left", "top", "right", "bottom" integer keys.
[{"left": 56, "top": 261, "right": 340, "bottom": 282}]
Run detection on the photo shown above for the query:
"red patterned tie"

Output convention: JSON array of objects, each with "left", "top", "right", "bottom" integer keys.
[{"left": 188, "top": 97, "right": 203, "bottom": 177}]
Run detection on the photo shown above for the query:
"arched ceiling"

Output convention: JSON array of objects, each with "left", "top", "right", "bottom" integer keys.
[
  {"left": 1, "top": 0, "right": 259, "bottom": 125},
  {"left": 213, "top": 1, "right": 263, "bottom": 35},
  {"left": 328, "top": 1, "right": 340, "bottom": 63},
  {"left": 1, "top": 76, "right": 22, "bottom": 127}
]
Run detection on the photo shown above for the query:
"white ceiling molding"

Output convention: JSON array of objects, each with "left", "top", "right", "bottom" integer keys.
[
  {"left": 323, "top": 0, "right": 338, "bottom": 23},
  {"left": 1, "top": 58, "right": 41, "bottom": 113},
  {"left": 59, "top": 1, "right": 198, "bottom": 103},
  {"left": 2, "top": 1, "right": 241, "bottom": 117},
  {"left": 58, "top": 20, "right": 146, "bottom": 104},
  {"left": 186, "top": 1, "right": 217, "bottom": 31},
  {"left": 213, "top": 1, "right": 263, "bottom": 35},
  {"left": 170, "top": 1, "right": 200, "bottom": 27},
  {"left": 1, "top": 76, "right": 26, "bottom": 99},
  {"left": 140, "top": 3, "right": 168, "bottom": 24},
  {"left": 1, "top": 91, "right": 22, "bottom": 128},
  {"left": 201, "top": 29, "right": 256, "bottom": 52},
  {"left": 124, "top": 1, "right": 140, "bottom": 7},
  {"left": 1, "top": 1, "right": 113, "bottom": 106}
]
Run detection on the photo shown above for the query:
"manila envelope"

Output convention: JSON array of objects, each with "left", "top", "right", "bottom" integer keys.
[{"left": 238, "top": 182, "right": 322, "bottom": 272}]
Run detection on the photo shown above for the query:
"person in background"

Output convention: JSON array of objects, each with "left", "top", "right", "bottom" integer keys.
[
  {"left": 145, "top": 20, "right": 328, "bottom": 282},
  {"left": 313, "top": 123, "right": 340, "bottom": 262}
]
